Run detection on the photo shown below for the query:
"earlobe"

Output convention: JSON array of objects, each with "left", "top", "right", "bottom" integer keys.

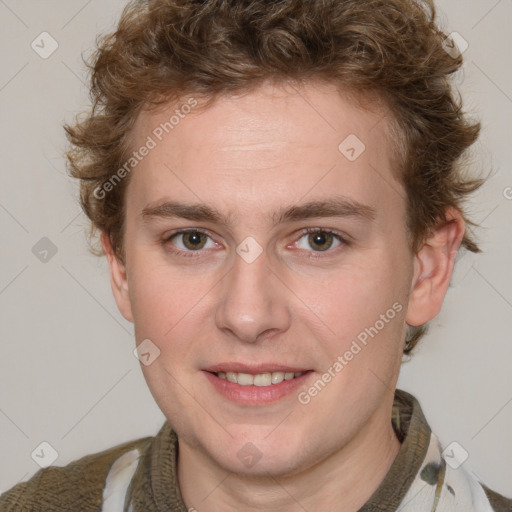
[
  {"left": 406, "top": 209, "right": 465, "bottom": 327},
  {"left": 101, "top": 231, "right": 134, "bottom": 323}
]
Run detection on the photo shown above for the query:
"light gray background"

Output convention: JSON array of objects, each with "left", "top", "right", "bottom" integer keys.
[{"left": 1, "top": 0, "right": 511, "bottom": 497}]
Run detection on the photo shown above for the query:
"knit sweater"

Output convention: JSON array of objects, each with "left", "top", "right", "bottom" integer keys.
[{"left": 1, "top": 390, "right": 510, "bottom": 511}]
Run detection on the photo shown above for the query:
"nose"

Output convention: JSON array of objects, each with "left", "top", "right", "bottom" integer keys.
[{"left": 215, "top": 248, "right": 291, "bottom": 343}]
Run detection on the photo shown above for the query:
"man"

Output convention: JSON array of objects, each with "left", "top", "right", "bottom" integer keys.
[{"left": 1, "top": 0, "right": 510, "bottom": 510}]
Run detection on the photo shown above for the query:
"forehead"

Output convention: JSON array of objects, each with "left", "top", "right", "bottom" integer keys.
[{"left": 126, "top": 81, "right": 404, "bottom": 221}]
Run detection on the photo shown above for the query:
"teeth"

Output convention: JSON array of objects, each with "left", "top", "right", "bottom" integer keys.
[
  {"left": 271, "top": 371, "right": 285, "bottom": 384},
  {"left": 253, "top": 373, "right": 272, "bottom": 386},
  {"left": 216, "top": 370, "right": 305, "bottom": 386},
  {"left": 237, "top": 372, "right": 255, "bottom": 386}
]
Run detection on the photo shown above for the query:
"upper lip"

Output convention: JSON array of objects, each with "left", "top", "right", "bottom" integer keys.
[{"left": 204, "top": 363, "right": 311, "bottom": 374}]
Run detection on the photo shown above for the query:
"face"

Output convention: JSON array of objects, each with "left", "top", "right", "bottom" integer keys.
[{"left": 108, "top": 81, "right": 419, "bottom": 476}]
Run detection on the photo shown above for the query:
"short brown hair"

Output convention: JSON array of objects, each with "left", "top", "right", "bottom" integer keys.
[{"left": 65, "top": 0, "right": 483, "bottom": 353}]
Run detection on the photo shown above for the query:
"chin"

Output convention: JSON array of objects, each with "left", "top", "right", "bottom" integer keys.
[
  {"left": 198, "top": 429, "right": 310, "bottom": 476},
  {"left": 218, "top": 449, "right": 305, "bottom": 477}
]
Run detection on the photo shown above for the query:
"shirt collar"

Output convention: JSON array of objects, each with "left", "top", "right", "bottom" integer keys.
[
  {"left": 136, "top": 389, "right": 432, "bottom": 511},
  {"left": 360, "top": 389, "right": 432, "bottom": 511}
]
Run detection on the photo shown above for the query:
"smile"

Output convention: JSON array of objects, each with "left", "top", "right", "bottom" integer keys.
[
  {"left": 214, "top": 371, "right": 306, "bottom": 386},
  {"left": 203, "top": 369, "right": 313, "bottom": 405}
]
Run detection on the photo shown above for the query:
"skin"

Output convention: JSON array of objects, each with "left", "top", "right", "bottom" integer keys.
[{"left": 102, "top": 81, "right": 464, "bottom": 512}]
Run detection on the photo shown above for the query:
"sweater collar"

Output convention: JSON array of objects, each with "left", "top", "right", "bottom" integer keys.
[{"left": 137, "top": 389, "right": 431, "bottom": 511}]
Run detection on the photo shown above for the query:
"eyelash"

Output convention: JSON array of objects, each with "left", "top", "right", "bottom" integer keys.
[
  {"left": 161, "top": 228, "right": 217, "bottom": 259},
  {"left": 161, "top": 227, "right": 349, "bottom": 259}
]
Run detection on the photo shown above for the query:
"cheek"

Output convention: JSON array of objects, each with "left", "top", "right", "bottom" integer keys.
[
  {"left": 127, "top": 252, "right": 203, "bottom": 337},
  {"left": 127, "top": 257, "right": 221, "bottom": 380},
  {"left": 298, "top": 255, "right": 408, "bottom": 339},
  {"left": 127, "top": 264, "right": 210, "bottom": 411}
]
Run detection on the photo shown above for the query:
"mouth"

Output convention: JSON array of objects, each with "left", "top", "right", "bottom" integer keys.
[
  {"left": 210, "top": 370, "right": 307, "bottom": 387},
  {"left": 202, "top": 365, "right": 313, "bottom": 405}
]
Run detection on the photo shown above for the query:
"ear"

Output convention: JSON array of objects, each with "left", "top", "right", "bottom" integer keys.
[
  {"left": 101, "top": 231, "right": 134, "bottom": 323},
  {"left": 406, "top": 208, "right": 465, "bottom": 326}
]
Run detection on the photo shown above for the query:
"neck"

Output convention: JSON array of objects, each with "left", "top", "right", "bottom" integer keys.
[{"left": 177, "top": 403, "right": 401, "bottom": 512}]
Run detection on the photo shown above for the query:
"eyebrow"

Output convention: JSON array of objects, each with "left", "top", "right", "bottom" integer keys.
[{"left": 140, "top": 197, "right": 376, "bottom": 226}]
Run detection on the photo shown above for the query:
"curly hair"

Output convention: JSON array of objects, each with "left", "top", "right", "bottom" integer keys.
[{"left": 64, "top": 0, "right": 483, "bottom": 353}]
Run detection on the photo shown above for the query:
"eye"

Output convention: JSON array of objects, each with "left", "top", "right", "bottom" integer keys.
[
  {"left": 294, "top": 229, "right": 344, "bottom": 252},
  {"left": 165, "top": 230, "right": 218, "bottom": 254}
]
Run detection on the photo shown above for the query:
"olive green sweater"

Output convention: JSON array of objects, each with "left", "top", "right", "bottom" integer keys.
[{"left": 1, "top": 390, "right": 510, "bottom": 511}]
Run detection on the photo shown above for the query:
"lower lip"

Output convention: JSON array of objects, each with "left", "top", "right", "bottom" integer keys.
[{"left": 203, "top": 371, "right": 313, "bottom": 406}]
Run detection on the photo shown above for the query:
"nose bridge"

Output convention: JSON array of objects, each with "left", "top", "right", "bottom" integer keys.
[{"left": 215, "top": 249, "right": 290, "bottom": 342}]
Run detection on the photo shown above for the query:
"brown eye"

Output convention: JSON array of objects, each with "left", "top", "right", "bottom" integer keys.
[
  {"left": 295, "top": 230, "right": 344, "bottom": 253},
  {"left": 162, "top": 229, "right": 219, "bottom": 258},
  {"left": 307, "top": 232, "right": 335, "bottom": 251},
  {"left": 180, "top": 231, "right": 208, "bottom": 250}
]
